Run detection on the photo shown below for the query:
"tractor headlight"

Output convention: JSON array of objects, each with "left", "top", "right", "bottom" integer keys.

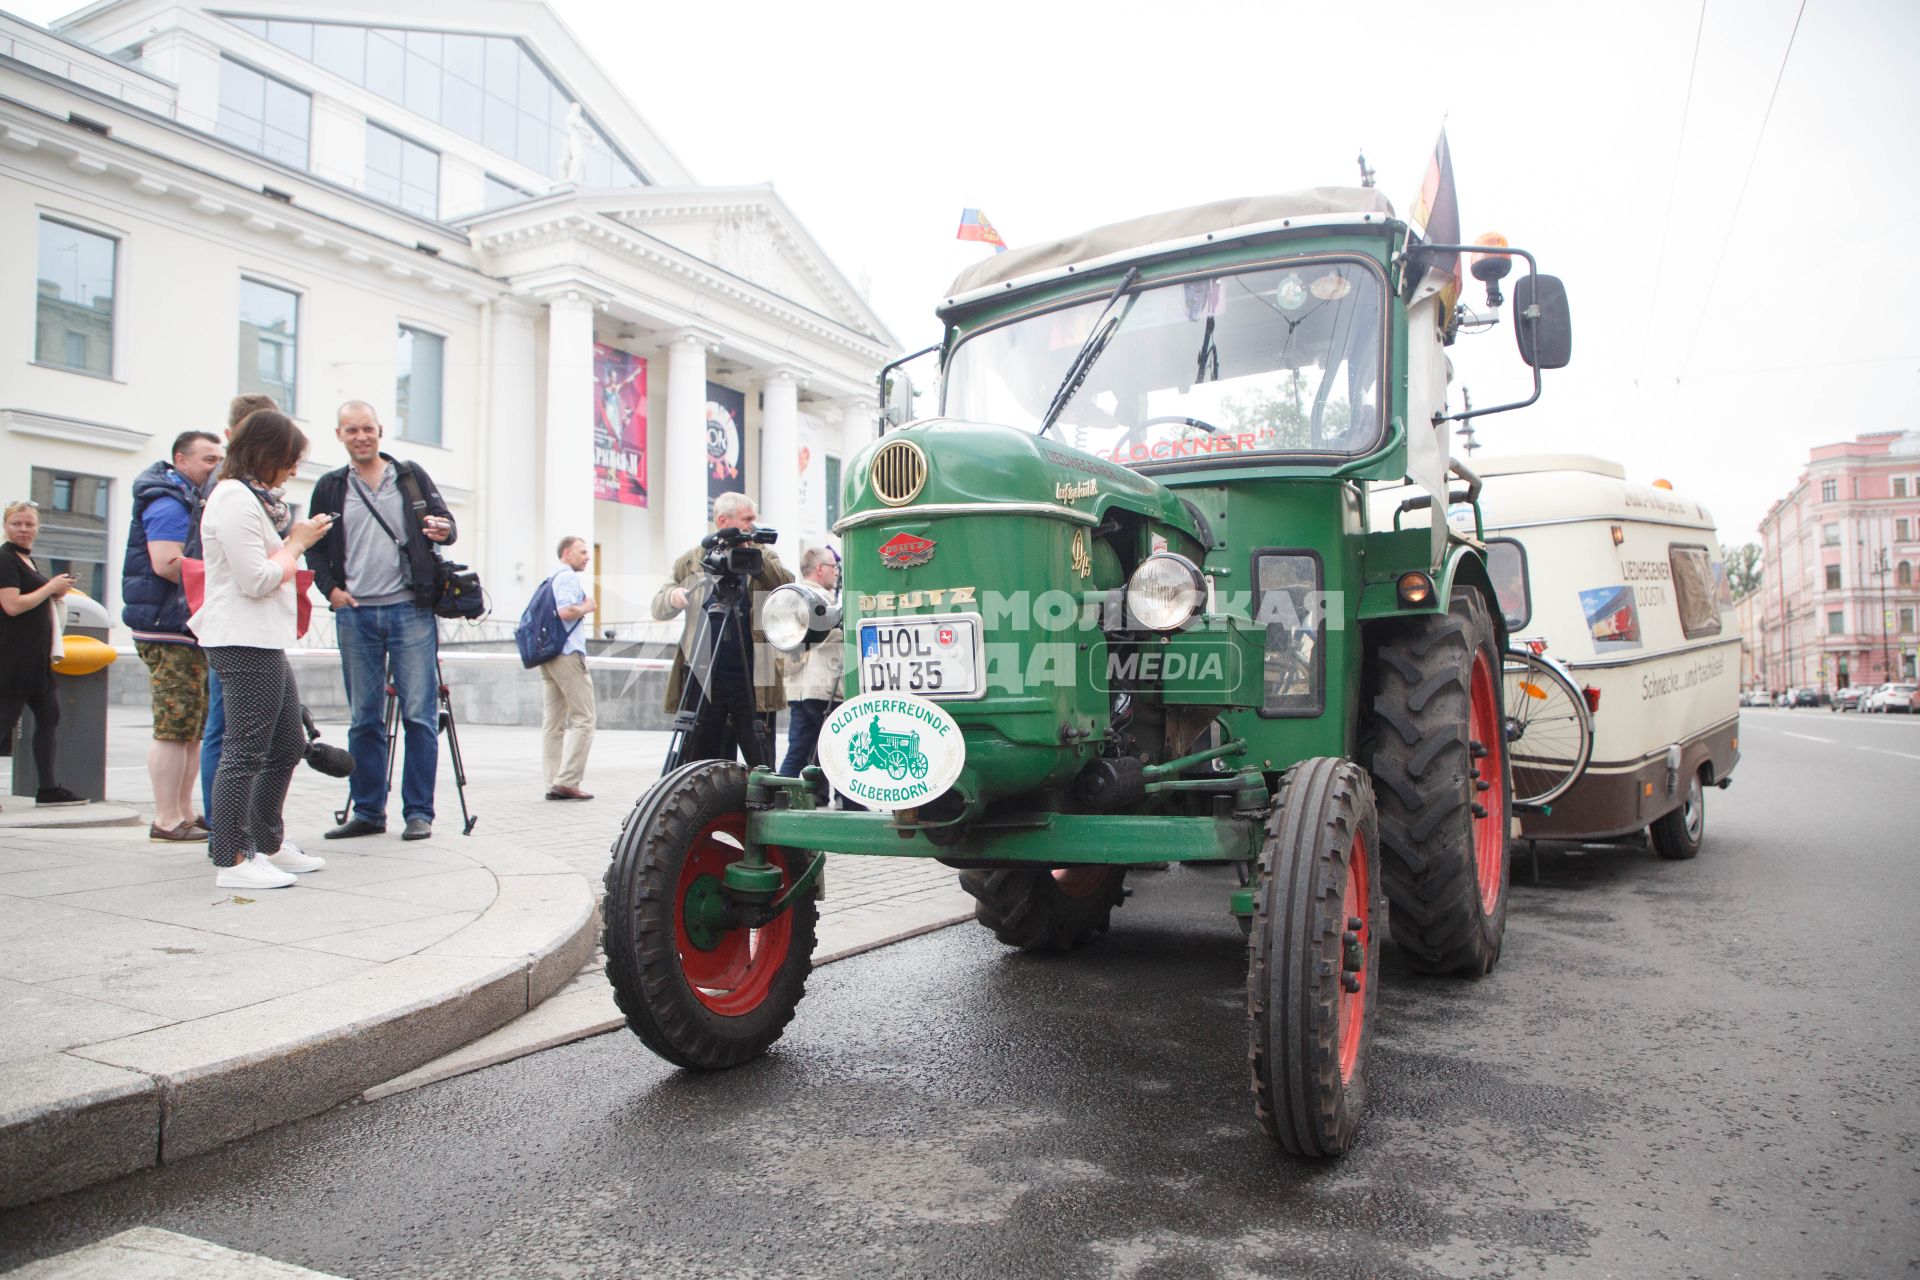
[
  {"left": 764, "top": 583, "right": 841, "bottom": 653},
  {"left": 1126, "top": 553, "right": 1205, "bottom": 631}
]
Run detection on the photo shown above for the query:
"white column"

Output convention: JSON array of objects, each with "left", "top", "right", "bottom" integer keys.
[
  {"left": 485, "top": 299, "right": 539, "bottom": 607},
  {"left": 756, "top": 367, "right": 803, "bottom": 546},
  {"left": 542, "top": 293, "right": 598, "bottom": 573},
  {"left": 663, "top": 329, "right": 718, "bottom": 561},
  {"left": 838, "top": 396, "right": 878, "bottom": 477}
]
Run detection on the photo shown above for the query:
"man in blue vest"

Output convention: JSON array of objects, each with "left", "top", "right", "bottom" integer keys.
[{"left": 122, "top": 430, "right": 223, "bottom": 841}]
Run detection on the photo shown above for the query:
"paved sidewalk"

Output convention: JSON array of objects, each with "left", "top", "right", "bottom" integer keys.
[{"left": 0, "top": 707, "right": 972, "bottom": 1208}]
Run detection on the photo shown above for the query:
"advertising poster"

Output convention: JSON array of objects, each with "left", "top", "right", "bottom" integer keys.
[
  {"left": 1579, "top": 585, "right": 1642, "bottom": 653},
  {"left": 593, "top": 343, "right": 647, "bottom": 507},
  {"left": 705, "top": 382, "right": 747, "bottom": 519}
]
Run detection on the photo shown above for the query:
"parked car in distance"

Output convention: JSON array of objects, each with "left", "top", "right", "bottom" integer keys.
[
  {"left": 1866, "top": 682, "right": 1917, "bottom": 713},
  {"left": 1793, "top": 688, "right": 1822, "bottom": 708},
  {"left": 1832, "top": 686, "right": 1866, "bottom": 712},
  {"left": 1741, "top": 690, "right": 1771, "bottom": 708}
]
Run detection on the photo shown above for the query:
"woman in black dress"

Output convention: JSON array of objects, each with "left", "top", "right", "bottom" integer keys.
[{"left": 0, "top": 500, "right": 86, "bottom": 806}]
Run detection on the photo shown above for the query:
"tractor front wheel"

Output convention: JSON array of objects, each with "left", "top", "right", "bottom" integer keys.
[
  {"left": 1249, "top": 757, "right": 1382, "bottom": 1157},
  {"left": 959, "top": 865, "right": 1127, "bottom": 952},
  {"left": 1362, "top": 588, "right": 1512, "bottom": 976},
  {"left": 602, "top": 760, "right": 818, "bottom": 1070}
]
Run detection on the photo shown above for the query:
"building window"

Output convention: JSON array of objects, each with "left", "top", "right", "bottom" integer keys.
[
  {"left": 1821, "top": 479, "right": 1837, "bottom": 502},
  {"left": 224, "top": 17, "right": 642, "bottom": 189},
  {"left": 238, "top": 279, "right": 299, "bottom": 415},
  {"left": 28, "top": 467, "right": 111, "bottom": 608},
  {"left": 1895, "top": 477, "right": 1909, "bottom": 498},
  {"left": 483, "top": 173, "right": 530, "bottom": 209},
  {"left": 216, "top": 56, "right": 310, "bottom": 169},
  {"left": 395, "top": 326, "right": 444, "bottom": 445},
  {"left": 1901, "top": 607, "right": 1916, "bottom": 634},
  {"left": 1901, "top": 561, "right": 1914, "bottom": 588},
  {"left": 1669, "top": 544, "right": 1722, "bottom": 639},
  {"left": 1825, "top": 564, "right": 1842, "bottom": 591},
  {"left": 34, "top": 217, "right": 116, "bottom": 376},
  {"left": 1827, "top": 610, "right": 1845, "bottom": 636},
  {"left": 1899, "top": 518, "right": 1912, "bottom": 543},
  {"left": 365, "top": 123, "right": 439, "bottom": 218},
  {"left": 1822, "top": 522, "right": 1840, "bottom": 547}
]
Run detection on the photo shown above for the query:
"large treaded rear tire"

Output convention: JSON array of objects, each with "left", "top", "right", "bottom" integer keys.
[
  {"left": 1361, "top": 589, "right": 1511, "bottom": 976},
  {"left": 602, "top": 760, "right": 818, "bottom": 1070},
  {"left": 958, "top": 866, "right": 1126, "bottom": 952},
  {"left": 1249, "top": 757, "right": 1382, "bottom": 1157}
]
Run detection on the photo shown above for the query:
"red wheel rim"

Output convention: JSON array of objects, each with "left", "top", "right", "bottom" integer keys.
[
  {"left": 1051, "top": 867, "right": 1108, "bottom": 899},
  {"left": 673, "top": 814, "right": 794, "bottom": 1016},
  {"left": 1338, "top": 831, "right": 1370, "bottom": 1084},
  {"left": 1468, "top": 650, "right": 1507, "bottom": 915}
]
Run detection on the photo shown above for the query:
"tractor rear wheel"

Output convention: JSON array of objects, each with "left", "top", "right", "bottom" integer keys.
[
  {"left": 603, "top": 760, "right": 818, "bottom": 1070},
  {"left": 1362, "top": 588, "right": 1511, "bottom": 976},
  {"left": 1249, "top": 757, "right": 1381, "bottom": 1157},
  {"left": 959, "top": 865, "right": 1126, "bottom": 952}
]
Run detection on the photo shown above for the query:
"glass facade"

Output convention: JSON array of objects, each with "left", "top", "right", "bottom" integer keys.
[
  {"left": 483, "top": 173, "right": 531, "bottom": 210},
  {"left": 224, "top": 16, "right": 642, "bottom": 190},
  {"left": 366, "top": 122, "right": 439, "bottom": 218},
  {"left": 28, "top": 467, "right": 112, "bottom": 608},
  {"left": 396, "top": 326, "right": 445, "bottom": 445},
  {"left": 238, "top": 278, "right": 299, "bottom": 415},
  {"left": 34, "top": 218, "right": 116, "bottom": 376},
  {"left": 216, "top": 54, "right": 310, "bottom": 168}
]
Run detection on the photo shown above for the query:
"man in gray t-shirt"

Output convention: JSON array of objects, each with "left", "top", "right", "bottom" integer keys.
[{"left": 305, "top": 401, "right": 457, "bottom": 842}]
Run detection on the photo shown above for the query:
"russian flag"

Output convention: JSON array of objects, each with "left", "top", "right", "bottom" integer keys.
[{"left": 956, "top": 208, "right": 1007, "bottom": 253}]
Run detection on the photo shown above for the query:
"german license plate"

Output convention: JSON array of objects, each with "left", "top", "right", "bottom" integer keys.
[{"left": 857, "top": 613, "right": 981, "bottom": 698}]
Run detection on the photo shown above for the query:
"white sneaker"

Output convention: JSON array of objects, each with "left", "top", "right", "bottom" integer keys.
[
  {"left": 267, "top": 841, "right": 326, "bottom": 873},
  {"left": 215, "top": 852, "right": 298, "bottom": 890}
]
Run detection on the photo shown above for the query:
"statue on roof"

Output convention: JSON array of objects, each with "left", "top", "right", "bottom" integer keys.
[{"left": 562, "top": 103, "right": 591, "bottom": 186}]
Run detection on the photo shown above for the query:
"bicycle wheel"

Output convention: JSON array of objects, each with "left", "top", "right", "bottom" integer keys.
[{"left": 1501, "top": 650, "right": 1593, "bottom": 806}]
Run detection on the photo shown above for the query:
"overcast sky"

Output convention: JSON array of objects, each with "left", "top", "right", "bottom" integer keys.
[{"left": 27, "top": 0, "right": 1919, "bottom": 542}]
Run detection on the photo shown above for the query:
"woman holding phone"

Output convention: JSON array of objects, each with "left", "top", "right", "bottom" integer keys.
[
  {"left": 190, "top": 410, "right": 333, "bottom": 888},
  {"left": 0, "top": 499, "right": 86, "bottom": 807}
]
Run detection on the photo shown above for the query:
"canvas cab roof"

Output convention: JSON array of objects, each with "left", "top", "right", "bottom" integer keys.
[{"left": 944, "top": 187, "right": 1398, "bottom": 305}]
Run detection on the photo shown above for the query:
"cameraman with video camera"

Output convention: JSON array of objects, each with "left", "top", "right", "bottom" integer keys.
[{"left": 651, "top": 492, "right": 792, "bottom": 767}]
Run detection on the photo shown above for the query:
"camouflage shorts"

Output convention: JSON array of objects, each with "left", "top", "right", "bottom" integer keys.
[{"left": 136, "top": 642, "right": 208, "bottom": 742}]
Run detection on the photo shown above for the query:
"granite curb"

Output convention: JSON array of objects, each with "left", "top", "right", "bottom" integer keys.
[{"left": 0, "top": 846, "right": 597, "bottom": 1209}]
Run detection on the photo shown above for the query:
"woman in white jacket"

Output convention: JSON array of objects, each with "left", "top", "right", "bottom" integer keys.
[{"left": 189, "top": 410, "right": 332, "bottom": 889}]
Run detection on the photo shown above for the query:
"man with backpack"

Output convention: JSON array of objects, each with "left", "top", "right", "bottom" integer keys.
[
  {"left": 307, "top": 400, "right": 456, "bottom": 841},
  {"left": 535, "top": 536, "right": 596, "bottom": 800}
]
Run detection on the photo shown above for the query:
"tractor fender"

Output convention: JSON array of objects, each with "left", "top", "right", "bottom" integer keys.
[{"left": 1435, "top": 544, "right": 1508, "bottom": 654}]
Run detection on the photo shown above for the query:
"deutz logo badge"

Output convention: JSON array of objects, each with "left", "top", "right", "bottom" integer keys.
[
  {"left": 879, "top": 533, "right": 936, "bottom": 568},
  {"left": 1056, "top": 479, "right": 1098, "bottom": 503},
  {"left": 1071, "top": 529, "right": 1093, "bottom": 579}
]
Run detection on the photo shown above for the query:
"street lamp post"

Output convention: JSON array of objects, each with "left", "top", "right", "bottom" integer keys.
[{"left": 1871, "top": 546, "right": 1893, "bottom": 684}]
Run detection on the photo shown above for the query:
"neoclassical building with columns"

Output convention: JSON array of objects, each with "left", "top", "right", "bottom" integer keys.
[{"left": 1, "top": 0, "right": 897, "bottom": 640}]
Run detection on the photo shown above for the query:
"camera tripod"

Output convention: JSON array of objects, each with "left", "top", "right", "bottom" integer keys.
[
  {"left": 332, "top": 656, "right": 478, "bottom": 835},
  {"left": 661, "top": 567, "right": 774, "bottom": 776}
]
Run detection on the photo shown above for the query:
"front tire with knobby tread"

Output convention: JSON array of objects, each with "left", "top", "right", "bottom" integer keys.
[
  {"left": 1361, "top": 588, "right": 1511, "bottom": 976},
  {"left": 959, "top": 866, "right": 1126, "bottom": 952},
  {"left": 602, "top": 760, "right": 818, "bottom": 1070}
]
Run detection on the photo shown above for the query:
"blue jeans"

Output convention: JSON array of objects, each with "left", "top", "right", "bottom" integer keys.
[
  {"left": 781, "top": 699, "right": 828, "bottom": 778},
  {"left": 336, "top": 602, "right": 438, "bottom": 824},
  {"left": 200, "top": 666, "right": 223, "bottom": 827}
]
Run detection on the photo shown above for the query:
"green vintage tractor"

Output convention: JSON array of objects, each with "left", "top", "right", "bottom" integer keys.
[{"left": 604, "top": 186, "right": 1572, "bottom": 1155}]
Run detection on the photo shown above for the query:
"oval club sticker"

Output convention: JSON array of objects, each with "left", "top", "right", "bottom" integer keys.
[{"left": 817, "top": 692, "right": 966, "bottom": 812}]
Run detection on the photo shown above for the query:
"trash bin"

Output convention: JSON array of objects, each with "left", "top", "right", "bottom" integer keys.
[{"left": 11, "top": 591, "right": 117, "bottom": 803}]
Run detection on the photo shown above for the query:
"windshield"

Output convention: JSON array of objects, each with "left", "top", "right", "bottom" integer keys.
[{"left": 945, "top": 260, "right": 1385, "bottom": 466}]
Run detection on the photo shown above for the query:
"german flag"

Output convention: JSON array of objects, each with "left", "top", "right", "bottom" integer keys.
[
  {"left": 956, "top": 208, "right": 1008, "bottom": 254},
  {"left": 1408, "top": 130, "right": 1461, "bottom": 309}
]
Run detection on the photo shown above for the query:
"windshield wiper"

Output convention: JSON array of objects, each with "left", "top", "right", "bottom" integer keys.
[{"left": 1038, "top": 266, "right": 1139, "bottom": 438}]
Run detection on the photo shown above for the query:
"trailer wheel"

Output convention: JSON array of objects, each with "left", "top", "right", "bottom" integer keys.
[
  {"left": 959, "top": 865, "right": 1126, "bottom": 952},
  {"left": 603, "top": 760, "right": 818, "bottom": 1070},
  {"left": 1362, "top": 588, "right": 1511, "bottom": 976},
  {"left": 1651, "top": 769, "right": 1705, "bottom": 860},
  {"left": 1249, "top": 757, "right": 1381, "bottom": 1157}
]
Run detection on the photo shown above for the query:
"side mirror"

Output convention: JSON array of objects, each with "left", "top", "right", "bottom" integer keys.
[
  {"left": 1485, "top": 537, "right": 1532, "bottom": 631},
  {"left": 881, "top": 369, "right": 915, "bottom": 430},
  {"left": 1513, "top": 274, "right": 1572, "bottom": 370}
]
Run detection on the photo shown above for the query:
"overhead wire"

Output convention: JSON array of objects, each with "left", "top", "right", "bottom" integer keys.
[{"left": 1675, "top": 0, "right": 1811, "bottom": 383}]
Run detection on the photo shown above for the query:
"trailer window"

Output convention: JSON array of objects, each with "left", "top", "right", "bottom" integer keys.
[
  {"left": 1669, "top": 544, "right": 1721, "bottom": 638},
  {"left": 1485, "top": 538, "right": 1531, "bottom": 631}
]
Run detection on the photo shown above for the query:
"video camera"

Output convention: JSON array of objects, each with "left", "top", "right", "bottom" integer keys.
[{"left": 700, "top": 525, "right": 779, "bottom": 579}]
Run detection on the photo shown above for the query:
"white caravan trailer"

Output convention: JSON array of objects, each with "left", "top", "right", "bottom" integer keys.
[{"left": 1451, "top": 455, "right": 1741, "bottom": 857}]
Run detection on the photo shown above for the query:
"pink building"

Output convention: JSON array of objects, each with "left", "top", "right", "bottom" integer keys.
[{"left": 1758, "top": 430, "right": 1920, "bottom": 694}]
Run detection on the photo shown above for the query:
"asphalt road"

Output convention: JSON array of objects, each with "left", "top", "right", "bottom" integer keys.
[{"left": 4, "top": 708, "right": 1917, "bottom": 1279}]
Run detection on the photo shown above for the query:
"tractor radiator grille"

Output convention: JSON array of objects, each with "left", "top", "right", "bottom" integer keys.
[{"left": 870, "top": 439, "right": 927, "bottom": 506}]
